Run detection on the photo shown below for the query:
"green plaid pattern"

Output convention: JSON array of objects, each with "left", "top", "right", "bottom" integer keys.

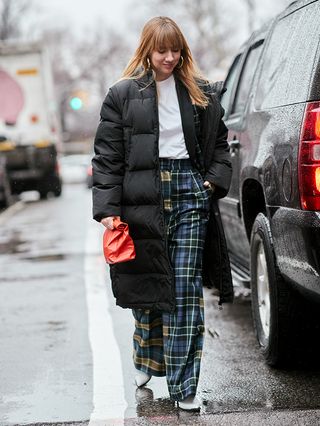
[{"left": 133, "top": 158, "right": 211, "bottom": 401}]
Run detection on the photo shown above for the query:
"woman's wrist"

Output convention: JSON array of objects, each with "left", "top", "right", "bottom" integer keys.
[
  {"left": 204, "top": 180, "right": 215, "bottom": 191},
  {"left": 101, "top": 216, "right": 120, "bottom": 230}
]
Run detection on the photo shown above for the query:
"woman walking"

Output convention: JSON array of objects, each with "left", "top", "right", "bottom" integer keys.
[{"left": 92, "top": 16, "right": 233, "bottom": 411}]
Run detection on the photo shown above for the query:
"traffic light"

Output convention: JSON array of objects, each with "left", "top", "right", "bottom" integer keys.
[
  {"left": 69, "top": 90, "right": 89, "bottom": 110},
  {"left": 69, "top": 96, "right": 83, "bottom": 110}
]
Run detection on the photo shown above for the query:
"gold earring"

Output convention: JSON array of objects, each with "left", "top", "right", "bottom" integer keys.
[
  {"left": 177, "top": 56, "right": 184, "bottom": 69},
  {"left": 146, "top": 57, "right": 151, "bottom": 70}
]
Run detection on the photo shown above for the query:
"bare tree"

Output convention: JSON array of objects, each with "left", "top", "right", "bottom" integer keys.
[
  {"left": 73, "top": 25, "right": 130, "bottom": 96},
  {"left": 131, "top": 0, "right": 294, "bottom": 79},
  {"left": 41, "top": 24, "right": 130, "bottom": 138},
  {"left": 40, "top": 28, "right": 77, "bottom": 134},
  {"left": 242, "top": 0, "right": 256, "bottom": 34},
  {"left": 0, "top": 0, "right": 34, "bottom": 40},
  {"left": 65, "top": 26, "right": 130, "bottom": 138},
  {"left": 132, "top": 0, "right": 229, "bottom": 78},
  {"left": 241, "top": 0, "right": 294, "bottom": 35}
]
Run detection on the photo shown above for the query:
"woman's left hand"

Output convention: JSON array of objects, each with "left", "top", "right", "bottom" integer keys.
[{"left": 204, "top": 180, "right": 215, "bottom": 192}]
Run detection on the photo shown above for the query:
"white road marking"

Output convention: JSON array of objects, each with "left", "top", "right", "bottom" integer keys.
[{"left": 85, "top": 216, "right": 126, "bottom": 425}]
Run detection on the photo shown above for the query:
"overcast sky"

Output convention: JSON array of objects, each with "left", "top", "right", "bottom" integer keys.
[
  {"left": 37, "top": 0, "right": 124, "bottom": 23},
  {"left": 33, "top": 0, "right": 291, "bottom": 35},
  {"left": 33, "top": 0, "right": 133, "bottom": 36},
  {"left": 29, "top": 0, "right": 291, "bottom": 82}
]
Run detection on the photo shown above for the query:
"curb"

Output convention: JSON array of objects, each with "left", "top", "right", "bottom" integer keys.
[{"left": 0, "top": 200, "right": 25, "bottom": 226}]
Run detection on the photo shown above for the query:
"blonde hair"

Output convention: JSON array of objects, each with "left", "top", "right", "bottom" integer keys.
[{"left": 122, "top": 16, "right": 209, "bottom": 107}]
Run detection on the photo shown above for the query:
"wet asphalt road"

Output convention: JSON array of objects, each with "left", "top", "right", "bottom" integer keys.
[{"left": 0, "top": 184, "right": 319, "bottom": 426}]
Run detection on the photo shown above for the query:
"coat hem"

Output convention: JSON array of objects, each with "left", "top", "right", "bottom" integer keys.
[{"left": 116, "top": 300, "right": 176, "bottom": 313}]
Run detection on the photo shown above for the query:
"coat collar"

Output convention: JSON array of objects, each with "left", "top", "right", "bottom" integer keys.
[
  {"left": 174, "top": 77, "right": 197, "bottom": 164},
  {"left": 134, "top": 69, "right": 154, "bottom": 89}
]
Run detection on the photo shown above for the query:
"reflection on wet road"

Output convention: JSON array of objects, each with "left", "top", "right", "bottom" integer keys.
[
  {"left": 0, "top": 186, "right": 93, "bottom": 425},
  {"left": 0, "top": 185, "right": 319, "bottom": 425}
]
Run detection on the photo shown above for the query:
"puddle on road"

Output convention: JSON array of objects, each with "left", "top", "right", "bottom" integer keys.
[
  {"left": 201, "top": 289, "right": 320, "bottom": 417},
  {"left": 0, "top": 223, "right": 66, "bottom": 260},
  {"left": 0, "top": 231, "right": 28, "bottom": 255},
  {"left": 0, "top": 230, "right": 67, "bottom": 261},
  {"left": 0, "top": 273, "right": 67, "bottom": 282},
  {"left": 21, "top": 254, "right": 66, "bottom": 262}
]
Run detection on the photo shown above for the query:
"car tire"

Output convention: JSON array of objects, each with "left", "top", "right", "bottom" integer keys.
[
  {"left": 250, "top": 212, "right": 298, "bottom": 367},
  {"left": 39, "top": 189, "right": 48, "bottom": 200},
  {"left": 0, "top": 170, "right": 13, "bottom": 208},
  {"left": 39, "top": 174, "right": 62, "bottom": 199},
  {"left": 53, "top": 179, "right": 62, "bottom": 197}
]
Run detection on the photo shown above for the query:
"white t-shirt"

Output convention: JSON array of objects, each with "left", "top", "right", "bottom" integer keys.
[{"left": 156, "top": 74, "right": 189, "bottom": 159}]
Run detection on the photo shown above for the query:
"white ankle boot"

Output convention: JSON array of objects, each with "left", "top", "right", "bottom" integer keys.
[
  {"left": 134, "top": 370, "right": 151, "bottom": 387},
  {"left": 178, "top": 395, "right": 201, "bottom": 411}
]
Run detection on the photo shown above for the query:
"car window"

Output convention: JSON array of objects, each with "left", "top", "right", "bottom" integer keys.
[
  {"left": 255, "top": 2, "right": 320, "bottom": 109},
  {"left": 232, "top": 41, "right": 264, "bottom": 115},
  {"left": 220, "top": 55, "right": 242, "bottom": 116}
]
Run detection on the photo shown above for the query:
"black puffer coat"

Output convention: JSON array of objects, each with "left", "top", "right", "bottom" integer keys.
[{"left": 92, "top": 72, "right": 233, "bottom": 312}]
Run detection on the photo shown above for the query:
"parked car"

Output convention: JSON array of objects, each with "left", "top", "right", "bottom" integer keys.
[
  {"left": 0, "top": 156, "right": 12, "bottom": 208},
  {"left": 219, "top": 0, "right": 320, "bottom": 366},
  {"left": 86, "top": 164, "right": 93, "bottom": 188},
  {"left": 59, "top": 154, "right": 91, "bottom": 184}
]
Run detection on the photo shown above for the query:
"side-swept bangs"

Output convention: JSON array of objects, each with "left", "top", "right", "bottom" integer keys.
[
  {"left": 122, "top": 16, "right": 209, "bottom": 107},
  {"left": 151, "top": 23, "right": 184, "bottom": 52}
]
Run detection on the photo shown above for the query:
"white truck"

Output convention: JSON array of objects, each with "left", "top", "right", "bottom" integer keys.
[{"left": 0, "top": 41, "right": 62, "bottom": 198}]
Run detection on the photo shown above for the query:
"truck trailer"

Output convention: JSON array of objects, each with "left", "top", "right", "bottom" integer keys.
[{"left": 0, "top": 41, "right": 62, "bottom": 198}]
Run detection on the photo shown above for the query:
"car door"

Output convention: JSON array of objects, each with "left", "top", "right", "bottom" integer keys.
[{"left": 220, "top": 40, "right": 265, "bottom": 267}]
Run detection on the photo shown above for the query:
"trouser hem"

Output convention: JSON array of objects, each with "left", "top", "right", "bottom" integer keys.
[{"left": 168, "top": 378, "right": 198, "bottom": 401}]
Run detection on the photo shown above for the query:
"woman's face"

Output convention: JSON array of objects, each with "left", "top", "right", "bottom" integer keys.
[{"left": 150, "top": 47, "right": 181, "bottom": 81}]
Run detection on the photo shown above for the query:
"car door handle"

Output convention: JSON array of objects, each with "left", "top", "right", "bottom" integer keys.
[
  {"left": 230, "top": 139, "right": 240, "bottom": 157},
  {"left": 230, "top": 139, "right": 240, "bottom": 149}
]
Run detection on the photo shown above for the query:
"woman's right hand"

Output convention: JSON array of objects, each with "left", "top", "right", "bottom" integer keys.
[{"left": 101, "top": 216, "right": 120, "bottom": 230}]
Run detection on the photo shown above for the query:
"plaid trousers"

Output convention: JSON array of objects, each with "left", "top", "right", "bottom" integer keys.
[{"left": 132, "top": 158, "right": 211, "bottom": 401}]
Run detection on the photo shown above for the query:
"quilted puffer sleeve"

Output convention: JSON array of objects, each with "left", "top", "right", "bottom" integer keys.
[
  {"left": 92, "top": 86, "right": 125, "bottom": 222},
  {"left": 204, "top": 101, "right": 232, "bottom": 199}
]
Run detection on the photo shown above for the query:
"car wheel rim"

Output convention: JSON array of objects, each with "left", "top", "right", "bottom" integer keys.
[{"left": 256, "top": 240, "right": 270, "bottom": 343}]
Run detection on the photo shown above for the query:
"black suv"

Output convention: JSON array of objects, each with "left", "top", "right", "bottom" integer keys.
[{"left": 219, "top": 0, "right": 320, "bottom": 366}]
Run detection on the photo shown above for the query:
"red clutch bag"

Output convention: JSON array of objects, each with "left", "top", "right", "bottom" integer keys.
[{"left": 103, "top": 218, "right": 136, "bottom": 264}]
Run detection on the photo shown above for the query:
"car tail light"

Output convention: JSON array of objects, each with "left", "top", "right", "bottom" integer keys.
[
  {"left": 55, "top": 162, "right": 60, "bottom": 175},
  {"left": 30, "top": 114, "right": 39, "bottom": 123},
  {"left": 298, "top": 101, "right": 320, "bottom": 210}
]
